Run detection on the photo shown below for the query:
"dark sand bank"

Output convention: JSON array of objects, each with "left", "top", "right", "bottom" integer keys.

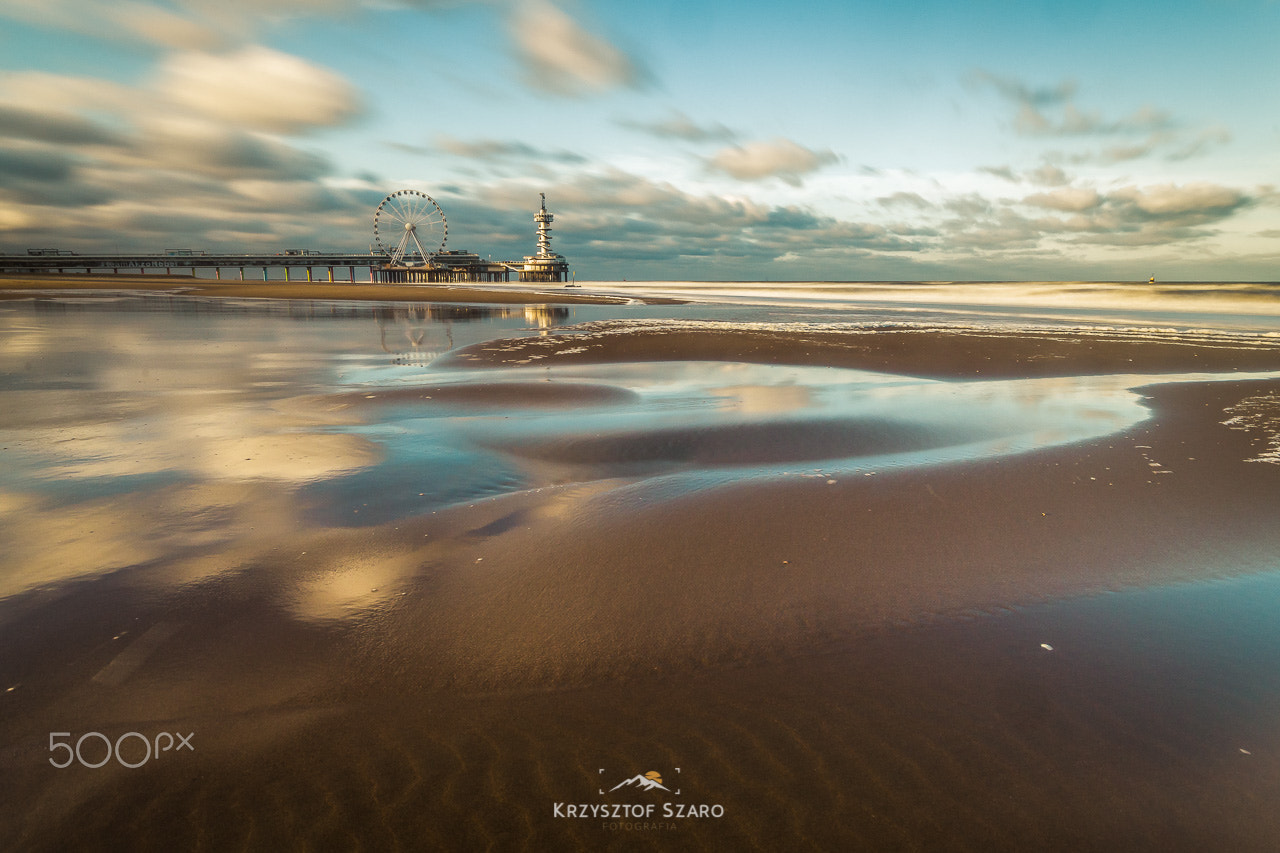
[
  {"left": 0, "top": 273, "right": 684, "bottom": 305},
  {"left": 5, "top": 365, "right": 1280, "bottom": 850},
  {"left": 483, "top": 416, "right": 1003, "bottom": 468},
  {"left": 445, "top": 319, "right": 1280, "bottom": 379}
]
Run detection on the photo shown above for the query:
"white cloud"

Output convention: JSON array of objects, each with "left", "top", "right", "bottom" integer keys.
[
  {"left": 435, "top": 134, "right": 585, "bottom": 163},
  {"left": 1028, "top": 165, "right": 1070, "bottom": 186},
  {"left": 156, "top": 47, "right": 360, "bottom": 133},
  {"left": 936, "top": 179, "right": 1255, "bottom": 254},
  {"left": 706, "top": 139, "right": 839, "bottom": 187},
  {"left": 974, "top": 71, "right": 1172, "bottom": 139},
  {"left": 0, "top": 0, "right": 227, "bottom": 48},
  {"left": 972, "top": 71, "right": 1074, "bottom": 105},
  {"left": 1167, "top": 127, "right": 1232, "bottom": 161},
  {"left": 972, "top": 69, "right": 1235, "bottom": 170},
  {"left": 109, "top": 2, "right": 228, "bottom": 49},
  {"left": 1023, "top": 187, "right": 1100, "bottom": 212},
  {"left": 1113, "top": 182, "right": 1246, "bottom": 216},
  {"left": 507, "top": 0, "right": 641, "bottom": 96},
  {"left": 134, "top": 115, "right": 332, "bottom": 178},
  {"left": 1018, "top": 103, "right": 1174, "bottom": 138},
  {"left": 877, "top": 191, "right": 932, "bottom": 209},
  {"left": 618, "top": 110, "right": 736, "bottom": 143},
  {"left": 0, "top": 70, "right": 143, "bottom": 115},
  {"left": 1, "top": 0, "right": 641, "bottom": 101}
]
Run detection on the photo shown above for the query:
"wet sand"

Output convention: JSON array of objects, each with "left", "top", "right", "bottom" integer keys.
[
  {"left": 281, "top": 376, "right": 1280, "bottom": 688},
  {"left": 444, "top": 318, "right": 1280, "bottom": 378},
  {"left": 4, "top": 287, "right": 1280, "bottom": 850},
  {"left": 0, "top": 273, "right": 684, "bottom": 305}
]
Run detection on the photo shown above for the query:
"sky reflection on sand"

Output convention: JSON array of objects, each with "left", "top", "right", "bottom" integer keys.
[
  {"left": 273, "top": 358, "right": 1161, "bottom": 527},
  {"left": 0, "top": 292, "right": 1276, "bottom": 600}
]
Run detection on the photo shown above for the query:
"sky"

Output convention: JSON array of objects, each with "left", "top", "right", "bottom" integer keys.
[{"left": 0, "top": 0, "right": 1277, "bottom": 281}]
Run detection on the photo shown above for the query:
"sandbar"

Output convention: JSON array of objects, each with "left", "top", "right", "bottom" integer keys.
[{"left": 445, "top": 318, "right": 1280, "bottom": 379}]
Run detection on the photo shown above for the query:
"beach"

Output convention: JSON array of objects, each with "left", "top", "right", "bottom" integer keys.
[{"left": 3, "top": 276, "right": 1280, "bottom": 850}]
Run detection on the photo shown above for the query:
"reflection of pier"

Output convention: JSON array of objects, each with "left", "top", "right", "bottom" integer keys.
[
  {"left": 372, "top": 304, "right": 568, "bottom": 324},
  {"left": 375, "top": 303, "right": 572, "bottom": 360}
]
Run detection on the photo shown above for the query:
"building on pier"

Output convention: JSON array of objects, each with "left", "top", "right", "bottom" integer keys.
[
  {"left": 518, "top": 193, "right": 570, "bottom": 283},
  {"left": 375, "top": 251, "right": 514, "bottom": 284},
  {"left": 371, "top": 192, "right": 570, "bottom": 284}
]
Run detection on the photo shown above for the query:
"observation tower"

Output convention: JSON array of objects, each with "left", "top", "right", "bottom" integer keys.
[{"left": 518, "top": 193, "right": 569, "bottom": 282}]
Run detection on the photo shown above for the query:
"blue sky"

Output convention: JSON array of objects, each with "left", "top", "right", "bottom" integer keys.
[{"left": 0, "top": 0, "right": 1277, "bottom": 280}]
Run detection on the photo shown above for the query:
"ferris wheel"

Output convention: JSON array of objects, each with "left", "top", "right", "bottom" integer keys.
[{"left": 373, "top": 190, "right": 447, "bottom": 265}]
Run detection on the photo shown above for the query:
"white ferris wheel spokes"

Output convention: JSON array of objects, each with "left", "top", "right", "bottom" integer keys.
[{"left": 373, "top": 190, "right": 447, "bottom": 264}]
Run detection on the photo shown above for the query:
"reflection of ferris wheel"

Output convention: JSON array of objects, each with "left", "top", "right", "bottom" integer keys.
[{"left": 373, "top": 190, "right": 447, "bottom": 265}]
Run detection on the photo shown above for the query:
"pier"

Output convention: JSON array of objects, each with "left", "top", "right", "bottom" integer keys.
[
  {"left": 0, "top": 250, "right": 383, "bottom": 281},
  {"left": 0, "top": 193, "right": 572, "bottom": 284}
]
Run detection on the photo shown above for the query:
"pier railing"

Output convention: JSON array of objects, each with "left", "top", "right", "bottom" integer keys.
[{"left": 0, "top": 252, "right": 388, "bottom": 281}]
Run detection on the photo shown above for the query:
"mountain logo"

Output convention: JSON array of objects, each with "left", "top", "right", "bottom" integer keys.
[{"left": 609, "top": 770, "right": 671, "bottom": 793}]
